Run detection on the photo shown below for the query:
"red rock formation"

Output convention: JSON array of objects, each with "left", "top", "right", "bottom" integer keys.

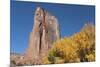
[
  {"left": 10, "top": 7, "right": 60, "bottom": 65},
  {"left": 25, "top": 7, "right": 60, "bottom": 64}
]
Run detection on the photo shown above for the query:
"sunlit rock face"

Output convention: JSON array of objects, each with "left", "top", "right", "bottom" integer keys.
[
  {"left": 10, "top": 7, "right": 60, "bottom": 65},
  {"left": 26, "top": 7, "right": 60, "bottom": 64}
]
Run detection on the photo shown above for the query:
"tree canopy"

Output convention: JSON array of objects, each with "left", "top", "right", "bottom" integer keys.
[{"left": 43, "top": 23, "right": 95, "bottom": 64}]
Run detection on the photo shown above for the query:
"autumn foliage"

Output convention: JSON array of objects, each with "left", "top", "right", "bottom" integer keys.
[{"left": 43, "top": 23, "right": 95, "bottom": 64}]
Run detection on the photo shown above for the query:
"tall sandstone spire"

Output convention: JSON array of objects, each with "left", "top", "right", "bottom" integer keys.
[
  {"left": 10, "top": 7, "right": 60, "bottom": 66},
  {"left": 25, "top": 7, "right": 60, "bottom": 64}
]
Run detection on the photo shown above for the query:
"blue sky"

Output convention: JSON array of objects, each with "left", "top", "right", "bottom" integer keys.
[{"left": 10, "top": 1, "right": 95, "bottom": 53}]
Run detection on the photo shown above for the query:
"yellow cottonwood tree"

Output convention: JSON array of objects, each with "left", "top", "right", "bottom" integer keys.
[{"left": 43, "top": 23, "right": 95, "bottom": 64}]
